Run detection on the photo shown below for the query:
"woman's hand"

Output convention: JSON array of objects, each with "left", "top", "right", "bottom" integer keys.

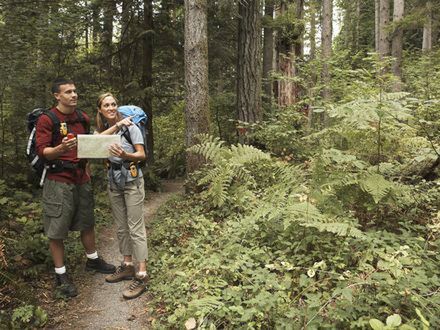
[
  {"left": 116, "top": 116, "right": 133, "bottom": 129},
  {"left": 109, "top": 143, "right": 127, "bottom": 159}
]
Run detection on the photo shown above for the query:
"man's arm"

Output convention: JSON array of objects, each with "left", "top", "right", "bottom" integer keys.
[{"left": 36, "top": 114, "right": 76, "bottom": 161}]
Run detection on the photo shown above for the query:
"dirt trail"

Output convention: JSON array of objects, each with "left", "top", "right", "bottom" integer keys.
[{"left": 49, "top": 179, "right": 184, "bottom": 329}]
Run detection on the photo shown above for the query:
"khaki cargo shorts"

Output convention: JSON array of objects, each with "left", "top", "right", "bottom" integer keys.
[{"left": 42, "top": 179, "right": 95, "bottom": 239}]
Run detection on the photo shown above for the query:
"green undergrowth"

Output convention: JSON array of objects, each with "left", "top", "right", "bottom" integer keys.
[
  {"left": 148, "top": 92, "right": 439, "bottom": 329},
  {"left": 0, "top": 172, "right": 114, "bottom": 328}
]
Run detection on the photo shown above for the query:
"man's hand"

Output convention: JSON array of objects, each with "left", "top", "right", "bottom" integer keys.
[{"left": 61, "top": 136, "right": 77, "bottom": 152}]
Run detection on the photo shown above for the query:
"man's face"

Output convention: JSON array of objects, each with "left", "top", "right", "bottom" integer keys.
[{"left": 54, "top": 84, "right": 77, "bottom": 108}]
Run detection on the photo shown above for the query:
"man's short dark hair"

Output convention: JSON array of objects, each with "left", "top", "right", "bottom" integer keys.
[{"left": 51, "top": 78, "right": 75, "bottom": 94}]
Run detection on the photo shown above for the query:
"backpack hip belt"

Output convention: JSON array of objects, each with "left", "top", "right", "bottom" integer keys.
[{"left": 48, "top": 159, "right": 87, "bottom": 173}]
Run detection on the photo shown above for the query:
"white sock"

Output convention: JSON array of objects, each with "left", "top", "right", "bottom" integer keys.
[
  {"left": 137, "top": 271, "right": 147, "bottom": 278},
  {"left": 123, "top": 261, "right": 134, "bottom": 266},
  {"left": 55, "top": 266, "right": 66, "bottom": 275},
  {"left": 86, "top": 251, "right": 98, "bottom": 259}
]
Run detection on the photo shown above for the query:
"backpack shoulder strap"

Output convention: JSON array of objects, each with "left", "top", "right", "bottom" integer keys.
[
  {"left": 42, "top": 109, "right": 61, "bottom": 146},
  {"left": 121, "top": 126, "right": 133, "bottom": 146},
  {"left": 75, "top": 109, "right": 90, "bottom": 133},
  {"left": 44, "top": 109, "right": 60, "bottom": 128}
]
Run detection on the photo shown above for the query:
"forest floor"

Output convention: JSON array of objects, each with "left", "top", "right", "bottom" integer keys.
[{"left": 41, "top": 179, "right": 184, "bottom": 329}]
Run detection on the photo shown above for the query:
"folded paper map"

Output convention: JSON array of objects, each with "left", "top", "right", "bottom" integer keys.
[{"left": 77, "top": 134, "right": 120, "bottom": 158}]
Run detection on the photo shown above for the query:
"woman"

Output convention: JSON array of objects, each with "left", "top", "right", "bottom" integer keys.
[{"left": 95, "top": 92, "right": 148, "bottom": 300}]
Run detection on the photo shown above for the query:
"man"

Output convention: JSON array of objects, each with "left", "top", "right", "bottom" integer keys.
[{"left": 36, "top": 78, "right": 115, "bottom": 298}]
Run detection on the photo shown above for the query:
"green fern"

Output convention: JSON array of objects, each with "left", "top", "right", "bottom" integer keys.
[
  {"left": 188, "top": 135, "right": 272, "bottom": 207},
  {"left": 187, "top": 295, "right": 224, "bottom": 314},
  {"left": 359, "top": 173, "right": 394, "bottom": 203}
]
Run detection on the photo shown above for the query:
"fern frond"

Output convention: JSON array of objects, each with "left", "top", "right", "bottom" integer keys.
[
  {"left": 374, "top": 92, "right": 410, "bottom": 101},
  {"left": 188, "top": 135, "right": 225, "bottom": 162},
  {"left": 206, "top": 168, "right": 233, "bottom": 207},
  {"left": 359, "top": 173, "right": 394, "bottom": 203},
  {"left": 188, "top": 295, "right": 224, "bottom": 314},
  {"left": 229, "top": 144, "right": 270, "bottom": 165}
]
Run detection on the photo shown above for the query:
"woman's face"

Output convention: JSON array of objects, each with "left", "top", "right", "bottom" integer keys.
[{"left": 98, "top": 96, "right": 118, "bottom": 120}]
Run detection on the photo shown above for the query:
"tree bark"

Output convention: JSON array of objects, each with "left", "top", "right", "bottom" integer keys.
[
  {"left": 422, "top": 1, "right": 432, "bottom": 52},
  {"left": 309, "top": 0, "right": 317, "bottom": 60},
  {"left": 184, "top": 0, "right": 210, "bottom": 173},
  {"left": 102, "top": 0, "right": 116, "bottom": 72},
  {"left": 277, "top": 1, "right": 302, "bottom": 107},
  {"left": 321, "top": 0, "right": 332, "bottom": 103},
  {"left": 391, "top": 0, "right": 404, "bottom": 91},
  {"left": 91, "top": 0, "right": 101, "bottom": 46},
  {"left": 294, "top": 0, "right": 304, "bottom": 58},
  {"left": 237, "top": 0, "right": 262, "bottom": 133},
  {"left": 378, "top": 0, "right": 390, "bottom": 57},
  {"left": 262, "top": 1, "right": 274, "bottom": 104},
  {"left": 375, "top": 0, "right": 380, "bottom": 52},
  {"left": 142, "top": 0, "right": 154, "bottom": 164}
]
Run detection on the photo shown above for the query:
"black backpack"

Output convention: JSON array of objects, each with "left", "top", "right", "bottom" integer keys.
[{"left": 26, "top": 108, "right": 88, "bottom": 186}]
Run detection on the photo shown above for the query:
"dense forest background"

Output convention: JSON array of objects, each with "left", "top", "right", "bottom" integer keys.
[{"left": 0, "top": 0, "right": 439, "bottom": 328}]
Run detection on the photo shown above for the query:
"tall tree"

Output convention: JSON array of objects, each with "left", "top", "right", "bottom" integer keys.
[
  {"left": 102, "top": 0, "right": 116, "bottom": 73},
  {"left": 184, "top": 0, "right": 210, "bottom": 173},
  {"left": 91, "top": 0, "right": 101, "bottom": 47},
  {"left": 276, "top": 1, "right": 304, "bottom": 106},
  {"left": 321, "top": 0, "right": 332, "bottom": 103},
  {"left": 422, "top": 1, "right": 432, "bottom": 51},
  {"left": 237, "top": 0, "right": 262, "bottom": 135},
  {"left": 142, "top": 0, "right": 154, "bottom": 164},
  {"left": 375, "top": 0, "right": 380, "bottom": 51},
  {"left": 262, "top": 0, "right": 274, "bottom": 104},
  {"left": 378, "top": 0, "right": 390, "bottom": 57},
  {"left": 391, "top": 0, "right": 404, "bottom": 91}
]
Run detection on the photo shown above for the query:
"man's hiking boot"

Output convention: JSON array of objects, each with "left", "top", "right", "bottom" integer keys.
[
  {"left": 122, "top": 274, "right": 147, "bottom": 299},
  {"left": 55, "top": 273, "right": 78, "bottom": 298},
  {"left": 105, "top": 264, "right": 135, "bottom": 283},
  {"left": 85, "top": 257, "right": 116, "bottom": 274}
]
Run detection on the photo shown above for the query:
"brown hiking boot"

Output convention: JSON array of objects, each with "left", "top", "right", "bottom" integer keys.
[
  {"left": 105, "top": 264, "right": 135, "bottom": 283},
  {"left": 122, "top": 274, "right": 147, "bottom": 299}
]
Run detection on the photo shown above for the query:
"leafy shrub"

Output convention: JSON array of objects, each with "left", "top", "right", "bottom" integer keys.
[
  {"left": 148, "top": 127, "right": 439, "bottom": 329},
  {"left": 153, "top": 102, "right": 186, "bottom": 178}
]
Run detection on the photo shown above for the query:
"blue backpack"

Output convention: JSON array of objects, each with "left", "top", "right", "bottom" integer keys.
[{"left": 118, "top": 105, "right": 148, "bottom": 166}]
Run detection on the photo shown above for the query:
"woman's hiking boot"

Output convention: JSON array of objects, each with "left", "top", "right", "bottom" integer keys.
[
  {"left": 122, "top": 274, "right": 147, "bottom": 299},
  {"left": 54, "top": 273, "right": 78, "bottom": 298},
  {"left": 85, "top": 257, "right": 116, "bottom": 274},
  {"left": 105, "top": 264, "right": 135, "bottom": 283}
]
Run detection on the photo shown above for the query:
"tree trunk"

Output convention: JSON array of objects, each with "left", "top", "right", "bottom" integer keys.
[
  {"left": 184, "top": 0, "right": 210, "bottom": 173},
  {"left": 294, "top": 0, "right": 304, "bottom": 58},
  {"left": 262, "top": 1, "right": 274, "bottom": 104},
  {"left": 355, "top": 0, "right": 361, "bottom": 52},
  {"left": 102, "top": 0, "right": 116, "bottom": 73},
  {"left": 237, "top": 0, "right": 262, "bottom": 136},
  {"left": 277, "top": 1, "right": 301, "bottom": 107},
  {"left": 309, "top": 0, "right": 317, "bottom": 60},
  {"left": 91, "top": 0, "right": 101, "bottom": 46},
  {"left": 378, "top": 0, "right": 390, "bottom": 57},
  {"left": 391, "top": 0, "right": 404, "bottom": 91},
  {"left": 375, "top": 0, "right": 380, "bottom": 52},
  {"left": 422, "top": 1, "right": 432, "bottom": 52},
  {"left": 321, "top": 0, "right": 332, "bottom": 103},
  {"left": 142, "top": 0, "right": 154, "bottom": 164}
]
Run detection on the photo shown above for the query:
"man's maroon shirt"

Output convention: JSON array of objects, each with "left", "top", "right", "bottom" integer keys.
[{"left": 36, "top": 107, "right": 91, "bottom": 185}]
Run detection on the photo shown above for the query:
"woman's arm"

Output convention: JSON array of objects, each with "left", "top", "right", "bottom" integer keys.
[
  {"left": 98, "top": 117, "right": 133, "bottom": 135},
  {"left": 109, "top": 143, "right": 146, "bottom": 162}
]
